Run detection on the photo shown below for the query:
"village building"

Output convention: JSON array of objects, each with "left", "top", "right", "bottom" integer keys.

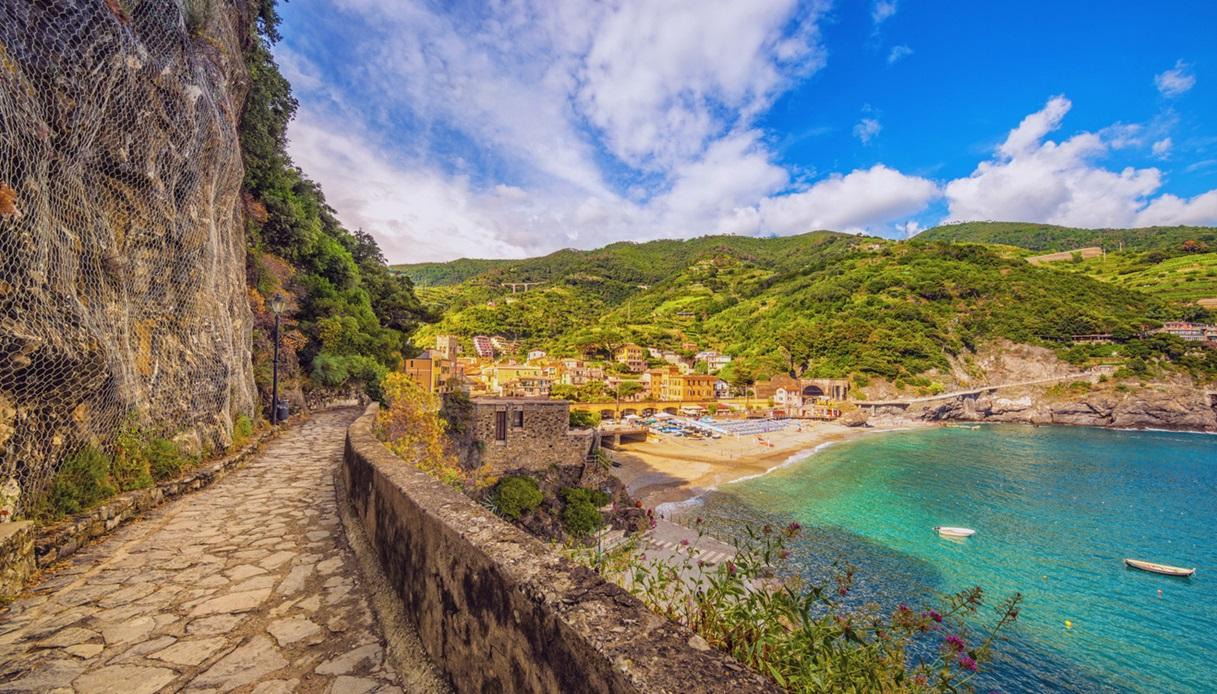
[
  {"left": 501, "top": 377, "right": 552, "bottom": 398},
  {"left": 559, "top": 363, "right": 605, "bottom": 386},
  {"left": 490, "top": 336, "right": 517, "bottom": 354},
  {"left": 644, "top": 366, "right": 716, "bottom": 401},
  {"left": 472, "top": 335, "right": 495, "bottom": 358},
  {"left": 613, "top": 343, "right": 647, "bottom": 372},
  {"left": 468, "top": 398, "right": 594, "bottom": 473},
  {"left": 694, "top": 350, "right": 733, "bottom": 373},
  {"left": 487, "top": 365, "right": 543, "bottom": 395},
  {"left": 403, "top": 339, "right": 463, "bottom": 394},
  {"left": 527, "top": 349, "right": 547, "bottom": 361},
  {"left": 755, "top": 375, "right": 850, "bottom": 402},
  {"left": 1155, "top": 321, "right": 1217, "bottom": 343},
  {"left": 434, "top": 334, "right": 460, "bottom": 360}
]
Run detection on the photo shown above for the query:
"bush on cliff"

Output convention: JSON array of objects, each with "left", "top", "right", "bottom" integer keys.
[
  {"left": 147, "top": 439, "right": 191, "bottom": 482},
  {"left": 40, "top": 446, "right": 116, "bottom": 519},
  {"left": 377, "top": 371, "right": 466, "bottom": 488},
  {"left": 560, "top": 487, "right": 609, "bottom": 537},
  {"left": 231, "top": 414, "right": 255, "bottom": 449},
  {"left": 491, "top": 476, "right": 543, "bottom": 521}
]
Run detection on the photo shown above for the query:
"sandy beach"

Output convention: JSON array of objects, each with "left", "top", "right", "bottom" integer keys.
[{"left": 610, "top": 420, "right": 914, "bottom": 510}]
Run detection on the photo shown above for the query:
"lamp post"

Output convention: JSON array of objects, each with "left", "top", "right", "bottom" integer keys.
[{"left": 269, "top": 293, "right": 285, "bottom": 425}]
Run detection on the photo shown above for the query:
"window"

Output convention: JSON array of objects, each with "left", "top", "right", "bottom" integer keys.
[
  {"left": 512, "top": 410, "right": 524, "bottom": 428},
  {"left": 494, "top": 411, "right": 507, "bottom": 441}
]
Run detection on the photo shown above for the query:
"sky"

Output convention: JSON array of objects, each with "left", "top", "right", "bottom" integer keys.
[{"left": 275, "top": 0, "right": 1217, "bottom": 263}]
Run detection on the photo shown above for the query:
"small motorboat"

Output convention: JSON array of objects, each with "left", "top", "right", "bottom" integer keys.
[
  {"left": 935, "top": 526, "right": 976, "bottom": 538},
  {"left": 1124, "top": 559, "right": 1195, "bottom": 577}
]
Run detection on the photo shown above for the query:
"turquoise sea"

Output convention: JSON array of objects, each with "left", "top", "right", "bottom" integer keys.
[{"left": 673, "top": 424, "right": 1216, "bottom": 693}]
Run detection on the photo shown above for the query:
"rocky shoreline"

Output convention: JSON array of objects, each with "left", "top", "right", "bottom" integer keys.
[{"left": 881, "top": 382, "right": 1217, "bottom": 433}]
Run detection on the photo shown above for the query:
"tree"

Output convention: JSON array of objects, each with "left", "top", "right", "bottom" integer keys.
[
  {"left": 606, "top": 380, "right": 644, "bottom": 419},
  {"left": 727, "top": 363, "right": 757, "bottom": 410}
]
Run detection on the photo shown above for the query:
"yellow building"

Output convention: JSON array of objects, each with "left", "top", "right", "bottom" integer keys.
[
  {"left": 488, "top": 365, "right": 543, "bottom": 395},
  {"left": 673, "top": 374, "right": 717, "bottom": 401},
  {"left": 613, "top": 343, "right": 647, "bottom": 372},
  {"left": 403, "top": 338, "right": 463, "bottom": 393},
  {"left": 644, "top": 366, "right": 717, "bottom": 401},
  {"left": 403, "top": 351, "right": 440, "bottom": 392}
]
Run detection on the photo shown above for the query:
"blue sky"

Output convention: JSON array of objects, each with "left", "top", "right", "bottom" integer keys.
[{"left": 275, "top": 0, "right": 1217, "bottom": 262}]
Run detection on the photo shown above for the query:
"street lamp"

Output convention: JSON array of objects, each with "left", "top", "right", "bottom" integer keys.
[{"left": 269, "top": 293, "right": 285, "bottom": 425}]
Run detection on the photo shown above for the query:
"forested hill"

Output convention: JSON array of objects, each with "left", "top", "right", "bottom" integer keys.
[
  {"left": 392, "top": 231, "right": 851, "bottom": 287},
  {"left": 408, "top": 231, "right": 1217, "bottom": 385},
  {"left": 917, "top": 222, "right": 1217, "bottom": 252}
]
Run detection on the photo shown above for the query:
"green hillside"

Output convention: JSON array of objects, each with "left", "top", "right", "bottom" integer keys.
[
  {"left": 916, "top": 222, "right": 1217, "bottom": 305},
  {"left": 391, "top": 258, "right": 514, "bottom": 286},
  {"left": 918, "top": 221, "right": 1217, "bottom": 252},
  {"left": 412, "top": 231, "right": 1217, "bottom": 384},
  {"left": 1069, "top": 252, "right": 1217, "bottom": 303}
]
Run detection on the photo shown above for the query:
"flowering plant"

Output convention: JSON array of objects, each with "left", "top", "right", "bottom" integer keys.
[{"left": 569, "top": 521, "right": 1020, "bottom": 693}]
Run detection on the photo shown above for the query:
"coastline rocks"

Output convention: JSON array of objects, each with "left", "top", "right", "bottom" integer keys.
[
  {"left": 912, "top": 383, "right": 1216, "bottom": 432},
  {"left": 838, "top": 410, "right": 870, "bottom": 427}
]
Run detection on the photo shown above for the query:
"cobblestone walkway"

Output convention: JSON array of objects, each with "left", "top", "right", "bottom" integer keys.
[{"left": 0, "top": 409, "right": 427, "bottom": 693}]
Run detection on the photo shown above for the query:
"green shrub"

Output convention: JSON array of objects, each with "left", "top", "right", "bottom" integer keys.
[
  {"left": 560, "top": 487, "right": 608, "bottom": 537},
  {"left": 492, "top": 475, "right": 543, "bottom": 521},
  {"left": 43, "top": 446, "right": 116, "bottom": 518},
  {"left": 232, "top": 414, "right": 254, "bottom": 448},
  {"left": 567, "top": 523, "right": 1021, "bottom": 693},
  {"left": 569, "top": 410, "right": 600, "bottom": 428},
  {"left": 113, "top": 428, "right": 154, "bottom": 492},
  {"left": 148, "top": 439, "right": 190, "bottom": 481},
  {"left": 561, "top": 487, "right": 610, "bottom": 507}
]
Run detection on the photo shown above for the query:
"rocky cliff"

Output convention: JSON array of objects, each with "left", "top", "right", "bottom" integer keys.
[
  {"left": 909, "top": 381, "right": 1217, "bottom": 432},
  {"left": 0, "top": 1, "right": 257, "bottom": 510}
]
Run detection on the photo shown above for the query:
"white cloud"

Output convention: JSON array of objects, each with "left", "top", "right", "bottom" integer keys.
[
  {"left": 871, "top": 1, "right": 897, "bottom": 25},
  {"left": 279, "top": 5, "right": 1217, "bottom": 263},
  {"left": 1155, "top": 60, "right": 1196, "bottom": 97},
  {"left": 733, "top": 165, "right": 940, "bottom": 235},
  {"left": 1152, "top": 137, "right": 1173, "bottom": 158},
  {"left": 853, "top": 117, "right": 882, "bottom": 144},
  {"left": 944, "top": 96, "right": 1217, "bottom": 228},
  {"left": 1137, "top": 191, "right": 1217, "bottom": 226},
  {"left": 887, "top": 45, "right": 913, "bottom": 64},
  {"left": 576, "top": 0, "right": 828, "bottom": 168}
]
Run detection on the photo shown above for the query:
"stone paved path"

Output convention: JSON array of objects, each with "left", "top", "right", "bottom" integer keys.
[{"left": 0, "top": 409, "right": 426, "bottom": 693}]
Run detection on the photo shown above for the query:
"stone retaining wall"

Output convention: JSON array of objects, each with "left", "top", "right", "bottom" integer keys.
[
  {"left": 0, "top": 521, "right": 34, "bottom": 600},
  {"left": 342, "top": 404, "right": 778, "bottom": 694}
]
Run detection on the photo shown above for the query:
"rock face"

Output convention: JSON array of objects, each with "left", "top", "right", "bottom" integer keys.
[
  {"left": 0, "top": 1, "right": 256, "bottom": 510},
  {"left": 913, "top": 383, "right": 1217, "bottom": 432}
]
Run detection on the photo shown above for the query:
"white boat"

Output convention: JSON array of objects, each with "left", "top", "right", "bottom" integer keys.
[
  {"left": 935, "top": 526, "right": 976, "bottom": 538},
  {"left": 1124, "top": 559, "right": 1195, "bottom": 577}
]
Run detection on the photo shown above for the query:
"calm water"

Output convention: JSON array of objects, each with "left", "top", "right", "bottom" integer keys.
[{"left": 673, "top": 425, "right": 1217, "bottom": 693}]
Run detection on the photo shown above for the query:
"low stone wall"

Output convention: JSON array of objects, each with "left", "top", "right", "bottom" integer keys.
[
  {"left": 343, "top": 405, "right": 777, "bottom": 694},
  {"left": 34, "top": 423, "right": 282, "bottom": 567},
  {"left": 0, "top": 522, "right": 34, "bottom": 600}
]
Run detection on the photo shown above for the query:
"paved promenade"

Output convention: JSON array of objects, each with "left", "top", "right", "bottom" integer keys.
[{"left": 0, "top": 409, "right": 445, "bottom": 693}]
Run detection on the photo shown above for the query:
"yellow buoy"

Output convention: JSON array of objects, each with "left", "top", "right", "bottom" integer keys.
[{"left": 1064, "top": 620, "right": 1073, "bottom": 629}]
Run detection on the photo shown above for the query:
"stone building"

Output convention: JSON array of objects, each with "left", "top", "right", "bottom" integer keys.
[
  {"left": 469, "top": 398, "right": 594, "bottom": 473},
  {"left": 755, "top": 375, "right": 850, "bottom": 401}
]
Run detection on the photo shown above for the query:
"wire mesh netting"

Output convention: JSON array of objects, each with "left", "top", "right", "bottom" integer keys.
[{"left": 0, "top": 0, "right": 257, "bottom": 516}]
